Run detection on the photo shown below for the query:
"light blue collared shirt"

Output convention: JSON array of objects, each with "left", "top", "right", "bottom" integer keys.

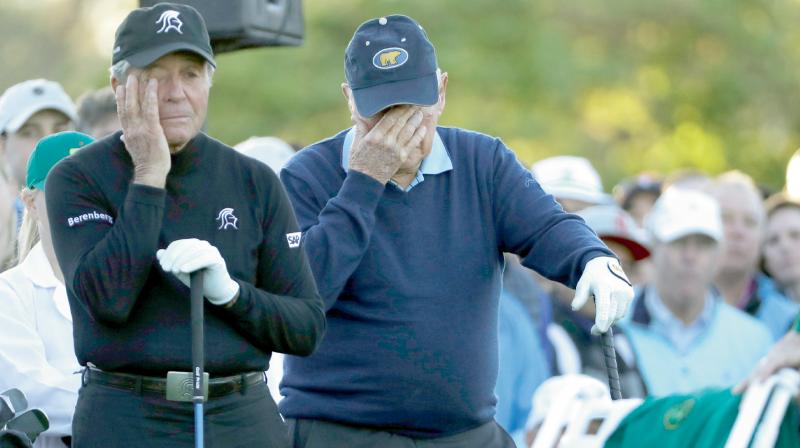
[
  {"left": 341, "top": 127, "right": 453, "bottom": 192},
  {"left": 644, "top": 286, "right": 716, "bottom": 354}
]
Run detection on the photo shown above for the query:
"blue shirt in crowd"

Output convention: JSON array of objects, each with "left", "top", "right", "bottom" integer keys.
[
  {"left": 753, "top": 274, "right": 800, "bottom": 340},
  {"left": 495, "top": 290, "right": 551, "bottom": 442},
  {"left": 643, "top": 286, "right": 716, "bottom": 354},
  {"left": 621, "top": 287, "right": 772, "bottom": 396}
]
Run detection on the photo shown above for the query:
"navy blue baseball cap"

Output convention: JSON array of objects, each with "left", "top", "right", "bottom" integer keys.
[
  {"left": 113, "top": 2, "right": 215, "bottom": 69},
  {"left": 345, "top": 15, "right": 439, "bottom": 118}
]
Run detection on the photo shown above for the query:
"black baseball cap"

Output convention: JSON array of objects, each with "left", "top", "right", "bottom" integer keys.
[
  {"left": 345, "top": 15, "right": 439, "bottom": 118},
  {"left": 112, "top": 2, "right": 215, "bottom": 69}
]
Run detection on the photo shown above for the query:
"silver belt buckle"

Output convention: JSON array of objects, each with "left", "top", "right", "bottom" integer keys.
[{"left": 166, "top": 371, "right": 209, "bottom": 402}]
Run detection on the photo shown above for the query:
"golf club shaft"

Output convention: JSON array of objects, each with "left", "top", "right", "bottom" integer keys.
[{"left": 191, "top": 271, "right": 204, "bottom": 448}]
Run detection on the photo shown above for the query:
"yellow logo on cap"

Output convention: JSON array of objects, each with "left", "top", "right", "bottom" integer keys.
[
  {"left": 373, "top": 47, "right": 409, "bottom": 69},
  {"left": 380, "top": 51, "right": 402, "bottom": 66}
]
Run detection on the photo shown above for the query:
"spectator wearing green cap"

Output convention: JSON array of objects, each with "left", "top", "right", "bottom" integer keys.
[{"left": 0, "top": 131, "right": 93, "bottom": 448}]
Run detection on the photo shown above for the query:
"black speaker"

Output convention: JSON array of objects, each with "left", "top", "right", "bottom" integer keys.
[{"left": 139, "top": 0, "right": 304, "bottom": 53}]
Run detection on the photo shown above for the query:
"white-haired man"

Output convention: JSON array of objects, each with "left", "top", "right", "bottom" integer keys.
[
  {"left": 279, "top": 14, "right": 634, "bottom": 448},
  {"left": 707, "top": 171, "right": 799, "bottom": 339},
  {"left": 45, "top": 3, "right": 324, "bottom": 447}
]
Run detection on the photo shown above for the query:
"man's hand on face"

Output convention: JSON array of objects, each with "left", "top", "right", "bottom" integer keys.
[
  {"left": 116, "top": 74, "right": 171, "bottom": 188},
  {"left": 348, "top": 105, "right": 427, "bottom": 185}
]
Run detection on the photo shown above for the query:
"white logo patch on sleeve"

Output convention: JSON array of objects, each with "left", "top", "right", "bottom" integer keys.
[
  {"left": 67, "top": 211, "right": 114, "bottom": 227},
  {"left": 286, "top": 232, "right": 302, "bottom": 248}
]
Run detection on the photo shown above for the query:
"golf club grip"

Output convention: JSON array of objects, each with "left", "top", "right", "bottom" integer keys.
[
  {"left": 191, "top": 271, "right": 204, "bottom": 404},
  {"left": 601, "top": 328, "right": 622, "bottom": 400}
]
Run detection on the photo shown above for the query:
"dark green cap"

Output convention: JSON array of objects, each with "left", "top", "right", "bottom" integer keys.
[{"left": 26, "top": 131, "right": 93, "bottom": 191}]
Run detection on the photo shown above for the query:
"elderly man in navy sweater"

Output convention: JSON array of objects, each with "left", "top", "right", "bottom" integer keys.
[{"left": 279, "top": 14, "right": 633, "bottom": 448}]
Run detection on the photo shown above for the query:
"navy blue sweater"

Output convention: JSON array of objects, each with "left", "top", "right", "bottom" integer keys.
[{"left": 279, "top": 126, "right": 612, "bottom": 437}]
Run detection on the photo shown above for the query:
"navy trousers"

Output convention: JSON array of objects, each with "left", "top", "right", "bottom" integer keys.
[
  {"left": 285, "top": 418, "right": 515, "bottom": 448},
  {"left": 72, "top": 377, "right": 288, "bottom": 447}
]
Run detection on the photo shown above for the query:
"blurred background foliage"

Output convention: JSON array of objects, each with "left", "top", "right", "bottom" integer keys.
[{"left": 2, "top": 0, "right": 798, "bottom": 190}]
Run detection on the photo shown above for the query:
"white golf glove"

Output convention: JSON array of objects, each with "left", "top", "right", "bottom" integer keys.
[
  {"left": 156, "top": 238, "right": 240, "bottom": 306},
  {"left": 571, "top": 256, "right": 634, "bottom": 335}
]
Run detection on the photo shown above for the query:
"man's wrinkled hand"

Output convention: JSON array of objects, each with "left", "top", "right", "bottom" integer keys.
[
  {"left": 348, "top": 106, "right": 427, "bottom": 184},
  {"left": 734, "top": 331, "right": 800, "bottom": 394},
  {"left": 115, "top": 75, "right": 171, "bottom": 187}
]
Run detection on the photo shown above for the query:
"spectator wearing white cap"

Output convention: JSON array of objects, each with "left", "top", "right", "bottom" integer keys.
[
  {"left": 545, "top": 205, "right": 650, "bottom": 399},
  {"left": 619, "top": 188, "right": 772, "bottom": 396},
  {"left": 0, "top": 79, "right": 77, "bottom": 261},
  {"left": 707, "top": 171, "right": 799, "bottom": 340},
  {"left": 0, "top": 79, "right": 77, "bottom": 189},
  {"left": 530, "top": 156, "right": 612, "bottom": 213}
]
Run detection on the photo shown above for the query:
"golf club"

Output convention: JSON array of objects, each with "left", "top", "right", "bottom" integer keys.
[
  {"left": 0, "top": 390, "right": 27, "bottom": 428},
  {"left": 191, "top": 270, "right": 205, "bottom": 448},
  {"left": 0, "top": 429, "right": 33, "bottom": 448},
  {"left": 5, "top": 410, "right": 48, "bottom": 443},
  {"left": 600, "top": 328, "right": 622, "bottom": 400}
]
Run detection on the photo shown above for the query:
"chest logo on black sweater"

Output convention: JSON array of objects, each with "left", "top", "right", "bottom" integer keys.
[
  {"left": 286, "top": 232, "right": 301, "bottom": 248},
  {"left": 216, "top": 208, "right": 238, "bottom": 230}
]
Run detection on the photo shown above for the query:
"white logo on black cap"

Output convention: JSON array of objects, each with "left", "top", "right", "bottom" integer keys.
[{"left": 156, "top": 10, "right": 183, "bottom": 34}]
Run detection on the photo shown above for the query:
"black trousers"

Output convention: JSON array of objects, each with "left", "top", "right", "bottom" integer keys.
[
  {"left": 285, "top": 418, "right": 515, "bottom": 448},
  {"left": 72, "top": 378, "right": 288, "bottom": 447}
]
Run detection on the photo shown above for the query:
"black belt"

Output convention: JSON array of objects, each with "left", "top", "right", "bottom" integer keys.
[{"left": 84, "top": 368, "right": 265, "bottom": 399}]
